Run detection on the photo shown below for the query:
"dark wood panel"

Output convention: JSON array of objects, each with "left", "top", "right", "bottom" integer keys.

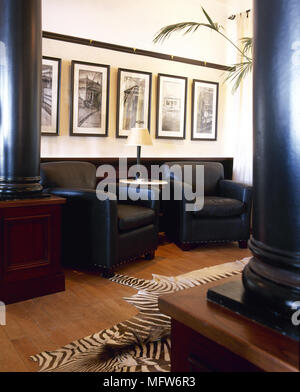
[
  {"left": 3, "top": 214, "right": 51, "bottom": 272},
  {"left": 0, "top": 273, "right": 65, "bottom": 304},
  {"left": 41, "top": 157, "right": 234, "bottom": 180},
  {"left": 42, "top": 31, "right": 232, "bottom": 72},
  {"left": 171, "top": 319, "right": 261, "bottom": 372},
  {"left": 0, "top": 196, "right": 66, "bottom": 303}
]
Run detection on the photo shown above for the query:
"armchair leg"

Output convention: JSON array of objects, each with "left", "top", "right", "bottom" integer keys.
[
  {"left": 238, "top": 240, "right": 248, "bottom": 249},
  {"left": 145, "top": 250, "right": 155, "bottom": 260},
  {"left": 102, "top": 268, "right": 115, "bottom": 279}
]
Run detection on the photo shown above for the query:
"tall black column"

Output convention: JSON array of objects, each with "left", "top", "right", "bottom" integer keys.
[
  {"left": 243, "top": 0, "right": 300, "bottom": 319},
  {"left": 0, "top": 0, "right": 42, "bottom": 199}
]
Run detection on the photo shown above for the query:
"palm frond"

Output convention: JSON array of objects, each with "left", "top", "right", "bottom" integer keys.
[
  {"left": 153, "top": 22, "right": 214, "bottom": 44},
  {"left": 240, "top": 37, "right": 253, "bottom": 56},
  {"left": 201, "top": 6, "right": 221, "bottom": 31},
  {"left": 223, "top": 61, "right": 253, "bottom": 93},
  {"left": 153, "top": 6, "right": 253, "bottom": 92},
  {"left": 154, "top": 6, "right": 223, "bottom": 44}
]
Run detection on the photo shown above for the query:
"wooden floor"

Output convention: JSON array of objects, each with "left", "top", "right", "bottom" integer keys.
[{"left": 0, "top": 238, "right": 250, "bottom": 372}]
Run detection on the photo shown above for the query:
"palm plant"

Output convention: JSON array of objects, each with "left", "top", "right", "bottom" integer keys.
[{"left": 153, "top": 7, "right": 252, "bottom": 92}]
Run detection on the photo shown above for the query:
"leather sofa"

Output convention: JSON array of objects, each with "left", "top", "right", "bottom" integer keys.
[
  {"left": 161, "top": 161, "right": 252, "bottom": 250},
  {"left": 40, "top": 161, "right": 159, "bottom": 276}
]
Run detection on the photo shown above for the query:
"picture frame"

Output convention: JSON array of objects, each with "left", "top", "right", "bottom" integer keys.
[
  {"left": 70, "top": 60, "right": 110, "bottom": 137},
  {"left": 191, "top": 79, "right": 219, "bottom": 141},
  {"left": 156, "top": 73, "right": 187, "bottom": 140},
  {"left": 41, "top": 56, "right": 61, "bottom": 135},
  {"left": 116, "top": 68, "right": 152, "bottom": 138}
]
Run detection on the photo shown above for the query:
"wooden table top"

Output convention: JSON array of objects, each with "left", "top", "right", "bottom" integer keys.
[
  {"left": 0, "top": 195, "right": 66, "bottom": 208},
  {"left": 158, "top": 275, "right": 299, "bottom": 372}
]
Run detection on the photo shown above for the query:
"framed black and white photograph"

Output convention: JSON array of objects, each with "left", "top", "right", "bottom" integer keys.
[
  {"left": 41, "top": 56, "right": 61, "bottom": 135},
  {"left": 156, "top": 74, "right": 187, "bottom": 140},
  {"left": 116, "top": 68, "right": 152, "bottom": 138},
  {"left": 70, "top": 60, "right": 110, "bottom": 136},
  {"left": 191, "top": 80, "right": 219, "bottom": 141}
]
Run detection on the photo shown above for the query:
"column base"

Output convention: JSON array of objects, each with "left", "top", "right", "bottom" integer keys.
[
  {"left": 242, "top": 260, "right": 300, "bottom": 318},
  {"left": 0, "top": 180, "right": 43, "bottom": 200},
  {"left": 245, "top": 237, "right": 300, "bottom": 319},
  {"left": 207, "top": 279, "right": 299, "bottom": 342}
]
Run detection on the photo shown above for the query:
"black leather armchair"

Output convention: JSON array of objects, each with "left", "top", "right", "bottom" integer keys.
[
  {"left": 40, "top": 161, "right": 159, "bottom": 275},
  {"left": 161, "top": 161, "right": 252, "bottom": 250}
]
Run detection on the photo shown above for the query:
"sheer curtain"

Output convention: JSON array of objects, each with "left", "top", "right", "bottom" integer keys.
[{"left": 231, "top": 12, "right": 253, "bottom": 185}]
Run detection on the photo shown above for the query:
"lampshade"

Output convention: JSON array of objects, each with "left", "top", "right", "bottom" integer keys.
[{"left": 126, "top": 128, "right": 153, "bottom": 146}]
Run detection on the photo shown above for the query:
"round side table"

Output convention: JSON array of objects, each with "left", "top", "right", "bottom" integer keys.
[{"left": 119, "top": 179, "right": 168, "bottom": 186}]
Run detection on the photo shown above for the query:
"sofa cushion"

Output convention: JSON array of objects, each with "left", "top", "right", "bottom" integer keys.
[
  {"left": 193, "top": 196, "right": 245, "bottom": 217},
  {"left": 118, "top": 204, "right": 155, "bottom": 232}
]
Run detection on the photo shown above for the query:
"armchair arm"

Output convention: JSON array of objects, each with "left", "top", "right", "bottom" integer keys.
[
  {"left": 218, "top": 180, "right": 252, "bottom": 240},
  {"left": 219, "top": 180, "right": 252, "bottom": 206},
  {"left": 44, "top": 187, "right": 118, "bottom": 269},
  {"left": 44, "top": 187, "right": 111, "bottom": 201},
  {"left": 162, "top": 180, "right": 197, "bottom": 242}
]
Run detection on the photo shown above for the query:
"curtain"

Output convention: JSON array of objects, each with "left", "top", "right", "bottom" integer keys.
[{"left": 231, "top": 12, "right": 253, "bottom": 185}]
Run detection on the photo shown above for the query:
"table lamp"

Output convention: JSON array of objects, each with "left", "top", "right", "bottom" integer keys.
[{"left": 126, "top": 128, "right": 152, "bottom": 180}]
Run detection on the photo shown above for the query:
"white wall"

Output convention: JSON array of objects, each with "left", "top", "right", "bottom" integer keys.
[
  {"left": 42, "top": 0, "right": 229, "bottom": 65},
  {"left": 42, "top": 37, "right": 225, "bottom": 158},
  {"left": 41, "top": 0, "right": 243, "bottom": 159},
  {"left": 217, "top": 0, "right": 252, "bottom": 14}
]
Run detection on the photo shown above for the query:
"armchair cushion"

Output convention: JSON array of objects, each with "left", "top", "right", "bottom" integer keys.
[
  {"left": 193, "top": 196, "right": 245, "bottom": 217},
  {"left": 117, "top": 204, "right": 155, "bottom": 232}
]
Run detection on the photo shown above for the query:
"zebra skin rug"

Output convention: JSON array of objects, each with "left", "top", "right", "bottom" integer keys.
[{"left": 31, "top": 257, "right": 250, "bottom": 372}]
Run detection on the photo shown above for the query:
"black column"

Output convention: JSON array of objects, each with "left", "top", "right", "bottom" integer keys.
[
  {"left": 0, "top": 0, "right": 42, "bottom": 199},
  {"left": 243, "top": 0, "right": 300, "bottom": 319}
]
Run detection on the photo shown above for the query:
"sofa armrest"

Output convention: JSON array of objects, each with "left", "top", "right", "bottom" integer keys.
[{"left": 219, "top": 180, "right": 252, "bottom": 206}]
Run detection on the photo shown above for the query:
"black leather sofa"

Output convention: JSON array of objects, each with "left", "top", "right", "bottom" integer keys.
[
  {"left": 161, "top": 161, "right": 252, "bottom": 250},
  {"left": 40, "top": 161, "right": 159, "bottom": 275}
]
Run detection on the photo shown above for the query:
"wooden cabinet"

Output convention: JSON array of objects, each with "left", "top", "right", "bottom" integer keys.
[
  {"left": 171, "top": 319, "right": 261, "bottom": 372},
  {"left": 0, "top": 196, "right": 66, "bottom": 303}
]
